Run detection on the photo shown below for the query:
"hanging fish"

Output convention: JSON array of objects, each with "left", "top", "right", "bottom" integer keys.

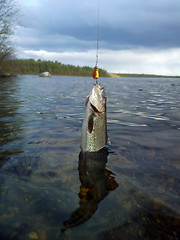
[{"left": 81, "top": 83, "right": 107, "bottom": 152}]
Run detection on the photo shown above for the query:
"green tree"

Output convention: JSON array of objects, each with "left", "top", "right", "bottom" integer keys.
[
  {"left": 9, "top": 58, "right": 110, "bottom": 77},
  {"left": 0, "top": 0, "right": 18, "bottom": 76}
]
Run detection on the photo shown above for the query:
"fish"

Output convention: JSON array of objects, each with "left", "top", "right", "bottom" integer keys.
[{"left": 81, "top": 83, "right": 107, "bottom": 152}]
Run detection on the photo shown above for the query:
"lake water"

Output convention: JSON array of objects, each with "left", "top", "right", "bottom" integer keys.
[{"left": 0, "top": 75, "right": 180, "bottom": 240}]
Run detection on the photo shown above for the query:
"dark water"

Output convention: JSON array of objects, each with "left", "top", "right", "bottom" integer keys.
[{"left": 0, "top": 75, "right": 180, "bottom": 240}]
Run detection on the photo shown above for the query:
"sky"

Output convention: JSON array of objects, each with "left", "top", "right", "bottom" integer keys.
[{"left": 14, "top": 0, "right": 180, "bottom": 75}]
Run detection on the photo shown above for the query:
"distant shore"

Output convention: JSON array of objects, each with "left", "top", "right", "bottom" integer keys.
[
  {"left": 108, "top": 73, "right": 180, "bottom": 78},
  {"left": 1, "top": 72, "right": 180, "bottom": 79},
  {"left": 1, "top": 58, "right": 180, "bottom": 79}
]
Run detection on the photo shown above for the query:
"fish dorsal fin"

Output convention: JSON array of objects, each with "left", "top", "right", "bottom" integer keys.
[{"left": 88, "top": 113, "right": 94, "bottom": 133}]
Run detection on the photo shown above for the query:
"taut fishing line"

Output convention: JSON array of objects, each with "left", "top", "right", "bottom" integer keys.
[
  {"left": 93, "top": 0, "right": 100, "bottom": 83},
  {"left": 96, "top": 0, "right": 100, "bottom": 66}
]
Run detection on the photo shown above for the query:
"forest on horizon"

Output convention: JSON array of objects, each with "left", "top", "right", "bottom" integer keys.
[{"left": 5, "top": 59, "right": 110, "bottom": 77}]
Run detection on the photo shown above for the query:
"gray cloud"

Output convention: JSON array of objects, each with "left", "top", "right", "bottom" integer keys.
[
  {"left": 16, "top": 0, "right": 180, "bottom": 52},
  {"left": 13, "top": 0, "right": 180, "bottom": 75}
]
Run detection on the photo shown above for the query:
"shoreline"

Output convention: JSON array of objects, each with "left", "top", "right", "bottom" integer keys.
[
  {"left": 1, "top": 73, "right": 180, "bottom": 79},
  {"left": 109, "top": 73, "right": 180, "bottom": 78},
  {"left": 19, "top": 73, "right": 180, "bottom": 78}
]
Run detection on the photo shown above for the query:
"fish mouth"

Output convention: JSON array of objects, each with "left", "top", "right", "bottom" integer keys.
[
  {"left": 89, "top": 84, "right": 106, "bottom": 113},
  {"left": 90, "top": 103, "right": 101, "bottom": 113},
  {"left": 95, "top": 83, "right": 104, "bottom": 91},
  {"left": 90, "top": 100, "right": 105, "bottom": 113}
]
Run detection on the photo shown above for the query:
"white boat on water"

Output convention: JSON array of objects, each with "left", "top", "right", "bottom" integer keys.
[{"left": 39, "top": 72, "right": 51, "bottom": 77}]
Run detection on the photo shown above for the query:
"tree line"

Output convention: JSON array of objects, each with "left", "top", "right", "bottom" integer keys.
[{"left": 7, "top": 58, "right": 110, "bottom": 77}]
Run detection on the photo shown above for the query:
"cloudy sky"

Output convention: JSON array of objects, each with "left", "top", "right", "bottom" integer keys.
[{"left": 14, "top": 0, "right": 180, "bottom": 75}]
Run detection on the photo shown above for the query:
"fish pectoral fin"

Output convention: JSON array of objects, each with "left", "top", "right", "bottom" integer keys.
[{"left": 88, "top": 113, "right": 94, "bottom": 133}]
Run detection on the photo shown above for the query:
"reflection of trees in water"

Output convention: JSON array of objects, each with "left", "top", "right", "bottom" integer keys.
[
  {"left": 0, "top": 78, "right": 24, "bottom": 165},
  {"left": 62, "top": 148, "right": 118, "bottom": 232}
]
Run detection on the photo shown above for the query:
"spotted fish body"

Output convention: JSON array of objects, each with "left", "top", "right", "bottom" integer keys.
[{"left": 81, "top": 83, "right": 107, "bottom": 152}]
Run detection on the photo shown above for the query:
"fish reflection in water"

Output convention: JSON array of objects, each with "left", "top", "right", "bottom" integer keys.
[{"left": 62, "top": 148, "right": 118, "bottom": 232}]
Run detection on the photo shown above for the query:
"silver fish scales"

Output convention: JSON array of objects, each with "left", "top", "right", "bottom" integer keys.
[{"left": 81, "top": 83, "right": 107, "bottom": 152}]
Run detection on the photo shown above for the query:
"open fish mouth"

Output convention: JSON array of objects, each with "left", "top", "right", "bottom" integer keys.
[
  {"left": 96, "top": 84, "right": 104, "bottom": 90},
  {"left": 88, "top": 84, "right": 106, "bottom": 114},
  {"left": 90, "top": 103, "right": 101, "bottom": 114}
]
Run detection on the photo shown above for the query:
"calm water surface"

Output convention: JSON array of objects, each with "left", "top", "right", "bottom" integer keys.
[{"left": 0, "top": 75, "right": 180, "bottom": 240}]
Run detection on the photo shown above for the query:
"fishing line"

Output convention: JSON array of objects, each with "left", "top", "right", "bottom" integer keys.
[
  {"left": 96, "top": 0, "right": 100, "bottom": 66},
  {"left": 93, "top": 0, "right": 100, "bottom": 83}
]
